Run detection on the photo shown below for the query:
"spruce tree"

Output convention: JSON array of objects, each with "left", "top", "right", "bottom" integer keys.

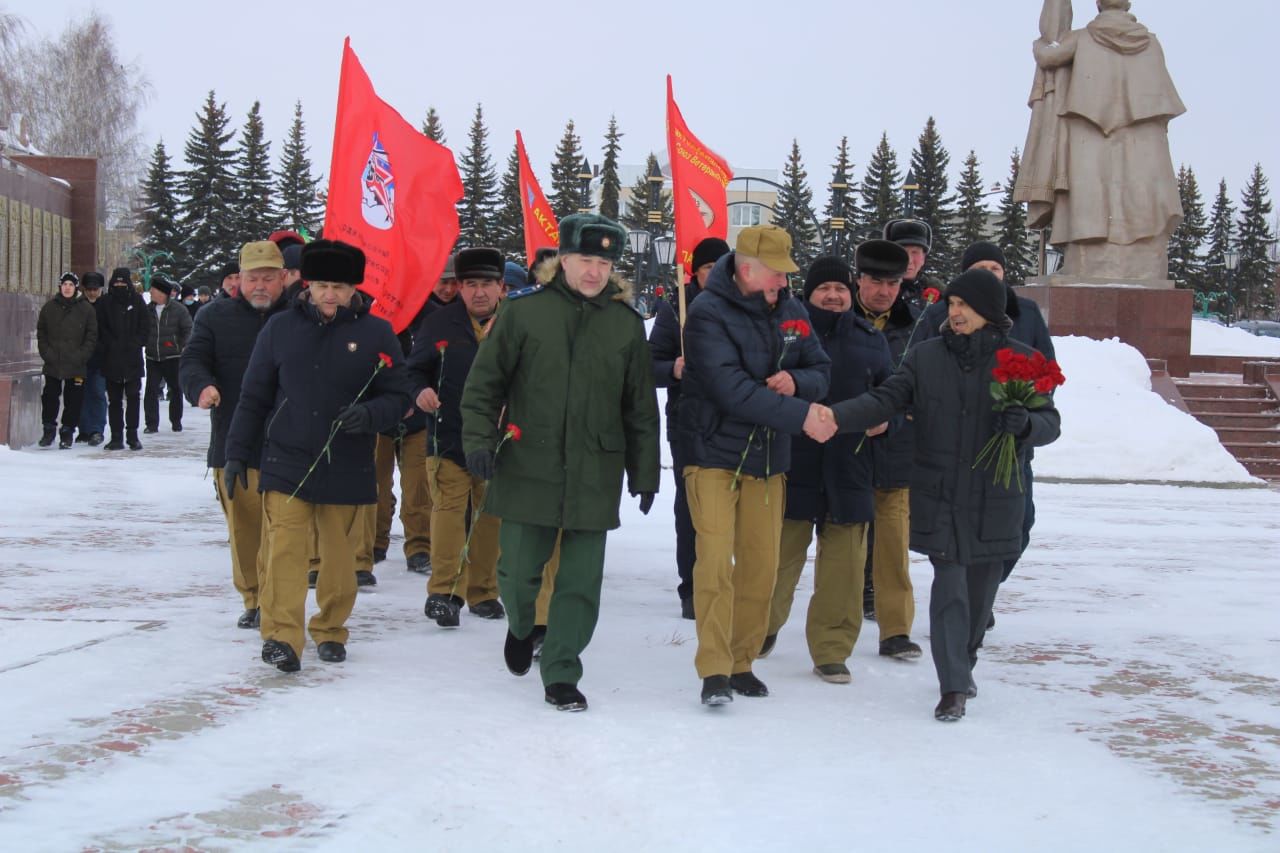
[
  {"left": 620, "top": 152, "right": 673, "bottom": 232},
  {"left": 548, "top": 120, "right": 586, "bottom": 221},
  {"left": 1167, "top": 165, "right": 1207, "bottom": 293},
  {"left": 774, "top": 139, "right": 820, "bottom": 270},
  {"left": 909, "top": 117, "right": 957, "bottom": 278},
  {"left": 1235, "top": 164, "right": 1276, "bottom": 317},
  {"left": 276, "top": 101, "right": 323, "bottom": 234},
  {"left": 456, "top": 103, "right": 498, "bottom": 248},
  {"left": 178, "top": 90, "right": 239, "bottom": 285},
  {"left": 821, "top": 137, "right": 855, "bottom": 265},
  {"left": 138, "top": 139, "right": 185, "bottom": 274},
  {"left": 421, "top": 107, "right": 446, "bottom": 143},
  {"left": 954, "top": 150, "right": 989, "bottom": 252},
  {"left": 856, "top": 132, "right": 902, "bottom": 241},
  {"left": 598, "top": 115, "right": 624, "bottom": 222},
  {"left": 1205, "top": 178, "right": 1235, "bottom": 314},
  {"left": 492, "top": 143, "right": 525, "bottom": 261},
  {"left": 234, "top": 101, "right": 276, "bottom": 242},
  {"left": 994, "top": 149, "right": 1036, "bottom": 285}
]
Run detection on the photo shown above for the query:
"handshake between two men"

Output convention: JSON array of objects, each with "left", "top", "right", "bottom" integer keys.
[{"left": 801, "top": 402, "right": 887, "bottom": 445}]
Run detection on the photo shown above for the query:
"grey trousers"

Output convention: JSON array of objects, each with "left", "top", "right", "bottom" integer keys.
[{"left": 928, "top": 558, "right": 1002, "bottom": 695}]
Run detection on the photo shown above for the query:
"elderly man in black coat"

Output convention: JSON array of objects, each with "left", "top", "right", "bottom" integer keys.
[
  {"left": 764, "top": 255, "right": 894, "bottom": 685},
  {"left": 225, "top": 240, "right": 413, "bottom": 672},
  {"left": 180, "top": 240, "right": 291, "bottom": 630},
  {"left": 827, "top": 269, "right": 1061, "bottom": 722}
]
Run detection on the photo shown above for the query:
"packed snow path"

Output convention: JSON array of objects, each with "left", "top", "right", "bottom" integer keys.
[{"left": 1, "top": 415, "right": 1277, "bottom": 851}]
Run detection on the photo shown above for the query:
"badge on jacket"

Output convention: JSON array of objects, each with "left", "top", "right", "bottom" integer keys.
[{"left": 347, "top": 342, "right": 358, "bottom": 352}]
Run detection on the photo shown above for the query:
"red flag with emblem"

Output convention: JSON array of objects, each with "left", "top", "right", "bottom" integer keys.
[
  {"left": 666, "top": 75, "right": 733, "bottom": 279},
  {"left": 323, "top": 39, "right": 462, "bottom": 333},
  {"left": 516, "top": 130, "right": 559, "bottom": 269}
]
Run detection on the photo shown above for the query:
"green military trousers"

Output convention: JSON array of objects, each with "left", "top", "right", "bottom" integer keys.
[{"left": 497, "top": 520, "right": 606, "bottom": 687}]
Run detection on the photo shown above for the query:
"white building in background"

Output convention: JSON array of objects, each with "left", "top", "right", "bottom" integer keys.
[{"left": 614, "top": 160, "right": 780, "bottom": 246}]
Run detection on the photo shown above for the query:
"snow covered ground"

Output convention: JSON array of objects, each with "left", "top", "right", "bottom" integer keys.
[
  {"left": 1191, "top": 318, "right": 1280, "bottom": 356},
  {"left": 1, "top": 414, "right": 1279, "bottom": 851}
]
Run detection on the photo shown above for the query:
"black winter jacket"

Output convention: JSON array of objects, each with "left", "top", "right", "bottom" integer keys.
[
  {"left": 831, "top": 326, "right": 1061, "bottom": 564},
  {"left": 857, "top": 295, "right": 922, "bottom": 490},
  {"left": 179, "top": 293, "right": 290, "bottom": 469},
  {"left": 676, "top": 252, "right": 830, "bottom": 478},
  {"left": 37, "top": 293, "right": 98, "bottom": 379},
  {"left": 98, "top": 286, "right": 148, "bottom": 382},
  {"left": 648, "top": 281, "right": 703, "bottom": 444},
  {"left": 406, "top": 299, "right": 486, "bottom": 467},
  {"left": 786, "top": 306, "right": 893, "bottom": 526},
  {"left": 145, "top": 299, "right": 194, "bottom": 362},
  {"left": 225, "top": 294, "right": 413, "bottom": 505}
]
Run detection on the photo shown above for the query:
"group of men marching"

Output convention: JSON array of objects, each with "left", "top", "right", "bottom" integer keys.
[{"left": 181, "top": 211, "right": 1059, "bottom": 722}]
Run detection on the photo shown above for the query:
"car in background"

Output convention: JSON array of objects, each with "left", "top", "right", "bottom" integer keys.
[{"left": 1235, "top": 319, "right": 1280, "bottom": 338}]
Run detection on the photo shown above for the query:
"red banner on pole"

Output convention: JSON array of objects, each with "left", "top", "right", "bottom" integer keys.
[
  {"left": 666, "top": 75, "right": 733, "bottom": 278},
  {"left": 516, "top": 130, "right": 558, "bottom": 269},
  {"left": 323, "top": 39, "right": 462, "bottom": 333}
]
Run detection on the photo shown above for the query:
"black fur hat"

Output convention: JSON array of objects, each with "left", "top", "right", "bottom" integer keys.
[
  {"left": 854, "top": 239, "right": 910, "bottom": 279},
  {"left": 883, "top": 218, "right": 932, "bottom": 253},
  {"left": 455, "top": 247, "right": 505, "bottom": 281},
  {"left": 300, "top": 239, "right": 365, "bottom": 285}
]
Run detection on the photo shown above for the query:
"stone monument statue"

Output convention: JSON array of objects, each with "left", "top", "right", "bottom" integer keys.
[{"left": 1014, "top": 0, "right": 1186, "bottom": 284}]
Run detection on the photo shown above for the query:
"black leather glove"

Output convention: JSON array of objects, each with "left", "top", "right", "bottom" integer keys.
[
  {"left": 993, "top": 405, "right": 1031, "bottom": 438},
  {"left": 466, "top": 449, "right": 495, "bottom": 481},
  {"left": 336, "top": 404, "right": 374, "bottom": 434},
  {"left": 224, "top": 459, "right": 248, "bottom": 499},
  {"left": 634, "top": 491, "right": 655, "bottom": 515}
]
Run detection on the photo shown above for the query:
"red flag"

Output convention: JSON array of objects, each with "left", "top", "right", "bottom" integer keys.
[
  {"left": 323, "top": 39, "right": 462, "bottom": 333},
  {"left": 666, "top": 76, "right": 733, "bottom": 278},
  {"left": 516, "top": 130, "right": 558, "bottom": 269}
]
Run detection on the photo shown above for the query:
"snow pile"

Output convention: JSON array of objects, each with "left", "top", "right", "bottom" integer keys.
[
  {"left": 1035, "top": 336, "right": 1257, "bottom": 483},
  {"left": 1191, "top": 318, "right": 1280, "bottom": 356}
]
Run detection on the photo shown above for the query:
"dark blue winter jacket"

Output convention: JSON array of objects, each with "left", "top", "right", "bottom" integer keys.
[
  {"left": 857, "top": 294, "right": 921, "bottom": 491},
  {"left": 406, "top": 299, "right": 486, "bottom": 468},
  {"left": 675, "top": 252, "right": 830, "bottom": 478},
  {"left": 648, "top": 281, "right": 703, "bottom": 445},
  {"left": 225, "top": 293, "right": 413, "bottom": 505},
  {"left": 786, "top": 305, "right": 894, "bottom": 526}
]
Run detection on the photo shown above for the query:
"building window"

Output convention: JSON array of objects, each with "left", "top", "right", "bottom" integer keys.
[{"left": 731, "top": 204, "right": 763, "bottom": 227}]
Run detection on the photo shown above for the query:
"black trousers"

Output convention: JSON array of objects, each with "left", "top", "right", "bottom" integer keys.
[
  {"left": 41, "top": 377, "right": 86, "bottom": 433},
  {"left": 928, "top": 558, "right": 1002, "bottom": 695},
  {"left": 670, "top": 442, "right": 696, "bottom": 601},
  {"left": 144, "top": 358, "right": 183, "bottom": 429},
  {"left": 107, "top": 377, "right": 142, "bottom": 438}
]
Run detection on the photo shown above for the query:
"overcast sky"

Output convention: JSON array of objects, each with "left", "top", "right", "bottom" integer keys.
[{"left": 15, "top": 0, "right": 1280, "bottom": 213}]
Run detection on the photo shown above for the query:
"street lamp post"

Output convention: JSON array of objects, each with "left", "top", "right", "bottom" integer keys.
[
  {"left": 1225, "top": 246, "right": 1241, "bottom": 322},
  {"left": 627, "top": 228, "right": 651, "bottom": 308},
  {"left": 829, "top": 163, "right": 849, "bottom": 261},
  {"left": 901, "top": 169, "right": 919, "bottom": 218},
  {"left": 653, "top": 234, "right": 676, "bottom": 306},
  {"left": 577, "top": 157, "right": 593, "bottom": 214}
]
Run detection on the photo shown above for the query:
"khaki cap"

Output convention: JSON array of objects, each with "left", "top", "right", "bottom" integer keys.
[
  {"left": 735, "top": 225, "right": 798, "bottom": 273},
  {"left": 239, "top": 240, "right": 284, "bottom": 271}
]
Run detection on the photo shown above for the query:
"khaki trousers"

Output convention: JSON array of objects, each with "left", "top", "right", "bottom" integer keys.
[
  {"left": 260, "top": 491, "right": 361, "bottom": 657},
  {"left": 427, "top": 456, "right": 500, "bottom": 604},
  {"left": 212, "top": 466, "right": 264, "bottom": 609},
  {"left": 769, "top": 518, "right": 868, "bottom": 666},
  {"left": 871, "top": 487, "right": 915, "bottom": 640},
  {"left": 373, "top": 430, "right": 432, "bottom": 556},
  {"left": 685, "top": 466, "right": 785, "bottom": 678},
  {"left": 534, "top": 535, "right": 560, "bottom": 626}
]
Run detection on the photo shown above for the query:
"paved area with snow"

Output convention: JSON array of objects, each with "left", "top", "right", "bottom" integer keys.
[{"left": 2, "top": 414, "right": 1278, "bottom": 851}]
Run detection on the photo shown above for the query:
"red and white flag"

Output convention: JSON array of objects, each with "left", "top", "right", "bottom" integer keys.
[
  {"left": 666, "top": 75, "right": 733, "bottom": 279},
  {"left": 324, "top": 39, "right": 462, "bottom": 333},
  {"left": 516, "top": 130, "right": 558, "bottom": 269}
]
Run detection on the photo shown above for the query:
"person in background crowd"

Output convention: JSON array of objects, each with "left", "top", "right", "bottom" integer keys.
[
  {"left": 181, "top": 285, "right": 201, "bottom": 320},
  {"left": 225, "top": 240, "right": 412, "bottom": 673},
  {"left": 143, "top": 275, "right": 193, "bottom": 434},
  {"left": 197, "top": 286, "right": 212, "bottom": 307},
  {"left": 883, "top": 218, "right": 939, "bottom": 310},
  {"left": 827, "top": 268, "right": 1061, "bottom": 722},
  {"left": 76, "top": 272, "right": 109, "bottom": 446},
  {"left": 282, "top": 244, "right": 305, "bottom": 302},
  {"left": 37, "top": 272, "right": 98, "bottom": 449},
  {"left": 218, "top": 262, "right": 241, "bottom": 300},
  {"left": 676, "top": 225, "right": 831, "bottom": 706},
  {"left": 649, "top": 236, "right": 730, "bottom": 620},
  {"left": 181, "top": 240, "right": 291, "bottom": 630},
  {"left": 461, "top": 214, "right": 660, "bottom": 712},
  {"left": 99, "top": 267, "right": 148, "bottom": 451}
]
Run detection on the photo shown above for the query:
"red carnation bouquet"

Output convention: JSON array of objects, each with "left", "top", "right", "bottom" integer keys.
[{"left": 973, "top": 348, "right": 1065, "bottom": 491}]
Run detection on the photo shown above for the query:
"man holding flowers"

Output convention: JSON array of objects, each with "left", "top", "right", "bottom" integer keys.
[{"left": 826, "top": 268, "right": 1061, "bottom": 722}]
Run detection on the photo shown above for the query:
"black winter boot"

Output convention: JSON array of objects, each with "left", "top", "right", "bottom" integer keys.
[
  {"left": 38, "top": 425, "right": 56, "bottom": 447},
  {"left": 504, "top": 630, "right": 533, "bottom": 676},
  {"left": 425, "top": 593, "right": 462, "bottom": 627},
  {"left": 58, "top": 429, "right": 74, "bottom": 449},
  {"left": 544, "top": 683, "right": 587, "bottom": 712},
  {"left": 126, "top": 431, "right": 142, "bottom": 451}
]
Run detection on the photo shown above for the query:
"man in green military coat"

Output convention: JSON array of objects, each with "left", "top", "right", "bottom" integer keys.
[{"left": 461, "top": 213, "right": 660, "bottom": 712}]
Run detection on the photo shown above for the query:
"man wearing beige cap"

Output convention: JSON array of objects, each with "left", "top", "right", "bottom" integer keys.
[
  {"left": 180, "top": 240, "right": 290, "bottom": 630},
  {"left": 675, "top": 224, "right": 832, "bottom": 706}
]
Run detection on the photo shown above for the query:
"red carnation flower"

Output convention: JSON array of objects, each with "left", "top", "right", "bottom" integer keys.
[
  {"left": 655, "top": 286, "right": 665, "bottom": 298},
  {"left": 435, "top": 340, "right": 448, "bottom": 353},
  {"left": 506, "top": 423, "right": 522, "bottom": 441},
  {"left": 922, "top": 287, "right": 941, "bottom": 305},
  {"left": 377, "top": 351, "right": 394, "bottom": 368}
]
